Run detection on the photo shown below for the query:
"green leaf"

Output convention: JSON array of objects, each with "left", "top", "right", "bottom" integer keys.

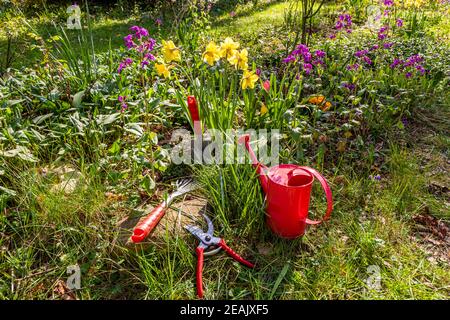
[
  {"left": 0, "top": 186, "right": 17, "bottom": 196},
  {"left": 97, "top": 113, "right": 120, "bottom": 126},
  {"left": 124, "top": 123, "right": 144, "bottom": 138},
  {"left": 148, "top": 131, "right": 158, "bottom": 144},
  {"left": 140, "top": 175, "right": 155, "bottom": 194},
  {"left": 108, "top": 140, "right": 121, "bottom": 155},
  {"left": 0, "top": 146, "right": 38, "bottom": 162},
  {"left": 270, "top": 261, "right": 290, "bottom": 299},
  {"left": 32, "top": 113, "right": 53, "bottom": 124},
  {"left": 7, "top": 99, "right": 24, "bottom": 107},
  {"left": 72, "top": 90, "right": 85, "bottom": 108}
]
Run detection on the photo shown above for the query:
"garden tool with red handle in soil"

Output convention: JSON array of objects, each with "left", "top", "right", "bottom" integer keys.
[
  {"left": 131, "top": 179, "right": 198, "bottom": 243},
  {"left": 238, "top": 134, "right": 333, "bottom": 239},
  {"left": 184, "top": 214, "right": 254, "bottom": 299}
]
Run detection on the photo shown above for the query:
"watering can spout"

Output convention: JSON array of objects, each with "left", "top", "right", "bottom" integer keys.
[{"left": 238, "top": 134, "right": 269, "bottom": 194}]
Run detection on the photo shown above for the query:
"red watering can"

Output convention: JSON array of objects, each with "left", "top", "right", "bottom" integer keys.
[{"left": 239, "top": 134, "right": 333, "bottom": 239}]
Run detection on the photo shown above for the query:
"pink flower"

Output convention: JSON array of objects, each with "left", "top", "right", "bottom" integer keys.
[{"left": 263, "top": 80, "right": 270, "bottom": 92}]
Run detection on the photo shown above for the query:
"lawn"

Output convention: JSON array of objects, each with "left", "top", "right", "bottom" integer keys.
[{"left": 0, "top": 0, "right": 449, "bottom": 300}]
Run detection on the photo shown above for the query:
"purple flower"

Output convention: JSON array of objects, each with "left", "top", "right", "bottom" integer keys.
[
  {"left": 337, "top": 13, "right": 352, "bottom": 28},
  {"left": 405, "top": 72, "right": 412, "bottom": 78},
  {"left": 370, "top": 44, "right": 379, "bottom": 51},
  {"left": 346, "top": 29, "right": 352, "bottom": 34},
  {"left": 355, "top": 50, "right": 368, "bottom": 58},
  {"left": 155, "top": 18, "right": 162, "bottom": 26},
  {"left": 416, "top": 65, "right": 426, "bottom": 74},
  {"left": 117, "top": 58, "right": 133, "bottom": 74},
  {"left": 390, "top": 58, "right": 403, "bottom": 69},
  {"left": 118, "top": 96, "right": 128, "bottom": 112},
  {"left": 346, "top": 63, "right": 361, "bottom": 71},
  {"left": 383, "top": 9, "right": 391, "bottom": 16},
  {"left": 256, "top": 68, "right": 261, "bottom": 76},
  {"left": 296, "top": 44, "right": 310, "bottom": 54},
  {"left": 284, "top": 44, "right": 324, "bottom": 75},
  {"left": 328, "top": 34, "right": 336, "bottom": 39},
  {"left": 363, "top": 56, "right": 372, "bottom": 65},
  {"left": 315, "top": 50, "right": 326, "bottom": 58},
  {"left": 283, "top": 54, "right": 296, "bottom": 63},
  {"left": 124, "top": 34, "right": 135, "bottom": 49},
  {"left": 401, "top": 117, "right": 408, "bottom": 126},
  {"left": 313, "top": 59, "right": 325, "bottom": 66},
  {"left": 383, "top": 0, "right": 394, "bottom": 6},
  {"left": 396, "top": 18, "right": 403, "bottom": 27},
  {"left": 303, "top": 63, "right": 313, "bottom": 75},
  {"left": 303, "top": 52, "right": 312, "bottom": 62},
  {"left": 117, "top": 63, "right": 125, "bottom": 74},
  {"left": 378, "top": 33, "right": 388, "bottom": 40},
  {"left": 130, "top": 26, "right": 149, "bottom": 39},
  {"left": 129, "top": 26, "right": 140, "bottom": 33},
  {"left": 144, "top": 53, "right": 155, "bottom": 61},
  {"left": 369, "top": 174, "right": 382, "bottom": 181},
  {"left": 342, "top": 82, "right": 356, "bottom": 91},
  {"left": 383, "top": 42, "right": 394, "bottom": 49}
]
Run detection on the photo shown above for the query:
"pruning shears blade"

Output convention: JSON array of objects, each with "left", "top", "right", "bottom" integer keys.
[
  {"left": 202, "top": 214, "right": 214, "bottom": 236},
  {"left": 184, "top": 225, "right": 204, "bottom": 240}
]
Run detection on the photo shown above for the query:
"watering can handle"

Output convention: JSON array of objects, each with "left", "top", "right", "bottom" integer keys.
[{"left": 298, "top": 166, "right": 333, "bottom": 225}]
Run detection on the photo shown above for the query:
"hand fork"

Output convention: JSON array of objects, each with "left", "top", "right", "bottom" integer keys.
[{"left": 131, "top": 179, "right": 198, "bottom": 243}]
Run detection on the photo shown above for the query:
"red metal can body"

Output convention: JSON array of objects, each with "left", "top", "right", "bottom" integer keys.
[{"left": 265, "top": 164, "right": 314, "bottom": 238}]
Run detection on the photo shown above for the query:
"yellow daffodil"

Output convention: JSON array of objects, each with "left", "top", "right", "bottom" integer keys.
[
  {"left": 155, "top": 62, "right": 170, "bottom": 78},
  {"left": 241, "top": 69, "right": 259, "bottom": 90},
  {"left": 260, "top": 103, "right": 268, "bottom": 115},
  {"left": 161, "top": 40, "right": 181, "bottom": 63},
  {"left": 229, "top": 48, "right": 248, "bottom": 70},
  {"left": 202, "top": 41, "right": 221, "bottom": 66},
  {"left": 220, "top": 37, "right": 240, "bottom": 60}
]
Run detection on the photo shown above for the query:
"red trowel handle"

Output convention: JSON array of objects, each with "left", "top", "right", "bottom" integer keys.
[
  {"left": 187, "top": 96, "right": 202, "bottom": 136},
  {"left": 131, "top": 203, "right": 166, "bottom": 243}
]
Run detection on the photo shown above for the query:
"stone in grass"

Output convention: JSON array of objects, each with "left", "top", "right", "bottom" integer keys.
[
  {"left": 39, "top": 165, "right": 83, "bottom": 195},
  {"left": 119, "top": 197, "right": 208, "bottom": 249}
]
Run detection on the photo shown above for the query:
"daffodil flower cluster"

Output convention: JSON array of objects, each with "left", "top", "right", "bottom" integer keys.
[
  {"left": 154, "top": 40, "right": 182, "bottom": 79},
  {"left": 201, "top": 37, "right": 259, "bottom": 89}
]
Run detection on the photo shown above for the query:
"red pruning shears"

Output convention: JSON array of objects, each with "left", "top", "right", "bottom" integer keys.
[{"left": 185, "top": 214, "right": 255, "bottom": 299}]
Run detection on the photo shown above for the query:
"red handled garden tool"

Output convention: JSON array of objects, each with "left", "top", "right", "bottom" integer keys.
[
  {"left": 184, "top": 214, "right": 255, "bottom": 299},
  {"left": 131, "top": 179, "right": 199, "bottom": 243},
  {"left": 239, "top": 134, "right": 333, "bottom": 239}
]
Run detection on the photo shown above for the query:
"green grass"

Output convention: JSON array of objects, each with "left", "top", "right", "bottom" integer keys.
[
  {"left": 212, "top": 1, "right": 291, "bottom": 37},
  {"left": 1, "top": 124, "right": 449, "bottom": 299}
]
